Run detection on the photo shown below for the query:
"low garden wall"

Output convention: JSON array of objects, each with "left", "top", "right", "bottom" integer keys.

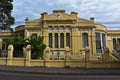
[{"left": 0, "top": 45, "right": 120, "bottom": 68}]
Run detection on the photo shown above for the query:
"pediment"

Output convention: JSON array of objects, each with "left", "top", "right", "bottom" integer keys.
[{"left": 45, "top": 13, "right": 76, "bottom": 20}]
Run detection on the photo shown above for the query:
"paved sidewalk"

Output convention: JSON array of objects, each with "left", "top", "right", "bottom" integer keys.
[{"left": 0, "top": 65, "right": 120, "bottom": 75}]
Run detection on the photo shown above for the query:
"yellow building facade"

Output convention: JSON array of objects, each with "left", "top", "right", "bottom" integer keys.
[{"left": 0, "top": 10, "right": 120, "bottom": 59}]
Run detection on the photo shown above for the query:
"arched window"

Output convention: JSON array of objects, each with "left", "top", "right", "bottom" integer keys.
[
  {"left": 49, "top": 33, "right": 52, "bottom": 48},
  {"left": 60, "top": 33, "right": 64, "bottom": 48},
  {"left": 113, "top": 38, "right": 116, "bottom": 50},
  {"left": 82, "top": 33, "right": 88, "bottom": 48},
  {"left": 102, "top": 33, "right": 106, "bottom": 48},
  {"left": 54, "top": 33, "right": 58, "bottom": 48},
  {"left": 96, "top": 33, "right": 102, "bottom": 53},
  {"left": 66, "top": 33, "right": 70, "bottom": 47},
  {"left": 117, "top": 38, "right": 120, "bottom": 50}
]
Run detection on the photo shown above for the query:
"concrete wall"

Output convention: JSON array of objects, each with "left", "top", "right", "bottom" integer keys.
[
  {"left": 30, "top": 60, "right": 44, "bottom": 67},
  {"left": 0, "top": 57, "right": 7, "bottom": 65},
  {"left": 0, "top": 57, "right": 120, "bottom": 68},
  {"left": 12, "top": 58, "right": 25, "bottom": 66},
  {"left": 0, "top": 44, "right": 120, "bottom": 68}
]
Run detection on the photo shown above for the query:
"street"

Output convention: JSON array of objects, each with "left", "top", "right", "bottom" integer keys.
[{"left": 0, "top": 71, "right": 120, "bottom": 80}]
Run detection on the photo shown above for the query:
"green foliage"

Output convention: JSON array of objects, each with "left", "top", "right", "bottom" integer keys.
[
  {"left": 3, "top": 36, "right": 25, "bottom": 45},
  {"left": 3, "top": 36, "right": 46, "bottom": 59},
  {"left": 0, "top": 0, "right": 14, "bottom": 30},
  {"left": 3, "top": 38, "right": 14, "bottom": 45},
  {"left": 26, "top": 36, "right": 46, "bottom": 59}
]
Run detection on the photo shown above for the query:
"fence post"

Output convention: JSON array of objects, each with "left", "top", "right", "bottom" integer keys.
[
  {"left": 25, "top": 45, "right": 31, "bottom": 67},
  {"left": 85, "top": 46, "right": 90, "bottom": 68},
  {"left": 65, "top": 47, "right": 71, "bottom": 67},
  {"left": 102, "top": 47, "right": 110, "bottom": 61},
  {"left": 7, "top": 44, "right": 14, "bottom": 66},
  {"left": 85, "top": 46, "right": 90, "bottom": 61},
  {"left": 43, "top": 47, "right": 50, "bottom": 67},
  {"left": 65, "top": 47, "right": 71, "bottom": 60}
]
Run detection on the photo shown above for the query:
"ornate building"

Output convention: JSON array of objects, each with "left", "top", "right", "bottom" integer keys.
[{"left": 0, "top": 10, "right": 120, "bottom": 59}]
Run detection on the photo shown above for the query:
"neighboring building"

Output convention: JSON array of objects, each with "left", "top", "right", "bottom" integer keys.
[{"left": 0, "top": 10, "right": 120, "bottom": 59}]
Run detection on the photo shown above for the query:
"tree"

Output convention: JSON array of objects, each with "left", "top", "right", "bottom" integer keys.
[
  {"left": 3, "top": 36, "right": 25, "bottom": 46},
  {"left": 26, "top": 36, "right": 46, "bottom": 59},
  {"left": 0, "top": 0, "right": 14, "bottom": 31},
  {"left": 3, "top": 36, "right": 26, "bottom": 57},
  {"left": 3, "top": 36, "right": 46, "bottom": 59}
]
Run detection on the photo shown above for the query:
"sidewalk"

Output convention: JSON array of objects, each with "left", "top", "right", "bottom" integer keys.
[{"left": 0, "top": 65, "right": 120, "bottom": 75}]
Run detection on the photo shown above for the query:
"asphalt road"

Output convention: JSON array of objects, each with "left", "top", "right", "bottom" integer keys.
[{"left": 0, "top": 72, "right": 120, "bottom": 80}]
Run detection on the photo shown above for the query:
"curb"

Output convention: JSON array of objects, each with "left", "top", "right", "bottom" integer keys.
[
  {"left": 1, "top": 69, "right": 120, "bottom": 76},
  {"left": 0, "top": 66, "right": 120, "bottom": 76}
]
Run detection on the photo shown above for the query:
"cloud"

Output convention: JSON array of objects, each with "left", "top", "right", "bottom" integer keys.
[
  {"left": 12, "top": 0, "right": 120, "bottom": 29},
  {"left": 44, "top": 0, "right": 120, "bottom": 22},
  {"left": 78, "top": 0, "right": 120, "bottom": 22}
]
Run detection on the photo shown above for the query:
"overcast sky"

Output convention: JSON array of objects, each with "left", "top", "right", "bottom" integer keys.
[{"left": 12, "top": 0, "right": 120, "bottom": 29}]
